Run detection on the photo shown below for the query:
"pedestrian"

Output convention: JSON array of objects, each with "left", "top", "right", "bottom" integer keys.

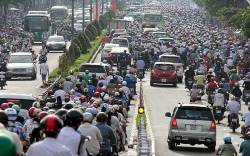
[{"left": 40, "top": 59, "right": 49, "bottom": 88}]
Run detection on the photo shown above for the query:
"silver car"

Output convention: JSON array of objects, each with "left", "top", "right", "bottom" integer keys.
[
  {"left": 158, "top": 54, "right": 183, "bottom": 83},
  {"left": 6, "top": 53, "right": 37, "bottom": 80},
  {"left": 165, "top": 103, "right": 216, "bottom": 152},
  {"left": 101, "top": 43, "right": 120, "bottom": 61}
]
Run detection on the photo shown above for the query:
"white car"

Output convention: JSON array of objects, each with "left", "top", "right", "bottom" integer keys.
[{"left": 101, "top": 43, "right": 120, "bottom": 61}]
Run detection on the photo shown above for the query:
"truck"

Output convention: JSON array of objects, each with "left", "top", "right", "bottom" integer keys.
[{"left": 108, "top": 19, "right": 127, "bottom": 33}]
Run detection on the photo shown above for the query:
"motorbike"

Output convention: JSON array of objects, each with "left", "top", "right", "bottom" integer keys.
[
  {"left": 186, "top": 78, "right": 193, "bottom": 91},
  {"left": 39, "top": 53, "right": 47, "bottom": 64},
  {"left": 42, "top": 38, "right": 47, "bottom": 45},
  {"left": 244, "top": 91, "right": 250, "bottom": 105},
  {"left": 213, "top": 106, "right": 224, "bottom": 124},
  {"left": 190, "top": 60, "right": 197, "bottom": 70},
  {"left": 137, "top": 69, "right": 144, "bottom": 81},
  {"left": 238, "top": 69, "right": 245, "bottom": 79},
  {"left": 0, "top": 71, "right": 6, "bottom": 89},
  {"left": 197, "top": 85, "right": 205, "bottom": 96},
  {"left": 208, "top": 91, "right": 216, "bottom": 105},
  {"left": 229, "top": 113, "right": 240, "bottom": 133}
]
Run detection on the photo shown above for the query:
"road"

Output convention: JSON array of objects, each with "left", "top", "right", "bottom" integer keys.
[
  {"left": 143, "top": 73, "right": 246, "bottom": 155},
  {"left": 4, "top": 44, "right": 68, "bottom": 96}
]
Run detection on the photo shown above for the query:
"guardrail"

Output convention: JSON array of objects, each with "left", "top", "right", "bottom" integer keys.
[
  {"left": 138, "top": 82, "right": 150, "bottom": 156},
  {"left": 40, "top": 42, "right": 103, "bottom": 100}
]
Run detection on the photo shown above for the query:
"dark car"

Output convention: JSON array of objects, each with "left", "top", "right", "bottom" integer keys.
[{"left": 46, "top": 36, "right": 66, "bottom": 52}]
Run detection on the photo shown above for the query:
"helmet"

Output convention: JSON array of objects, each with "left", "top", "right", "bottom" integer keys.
[
  {"left": 32, "top": 102, "right": 40, "bottom": 108},
  {"left": 1, "top": 103, "right": 9, "bottom": 110},
  {"left": 218, "top": 88, "right": 223, "bottom": 93},
  {"left": 83, "top": 112, "right": 93, "bottom": 122},
  {"left": 33, "top": 108, "right": 42, "bottom": 117},
  {"left": 122, "top": 81, "right": 127, "bottom": 86},
  {"left": 103, "top": 96, "right": 110, "bottom": 102},
  {"left": 65, "top": 109, "right": 83, "bottom": 126},
  {"left": 223, "top": 135, "right": 231, "bottom": 142},
  {"left": 78, "top": 107, "right": 85, "bottom": 114},
  {"left": 40, "top": 115, "right": 63, "bottom": 133},
  {"left": 92, "top": 108, "right": 98, "bottom": 115},
  {"left": 96, "top": 112, "right": 108, "bottom": 122},
  {"left": 89, "top": 98, "right": 95, "bottom": 104},
  {"left": 11, "top": 105, "right": 20, "bottom": 112},
  {"left": 113, "top": 105, "right": 119, "bottom": 110},
  {"left": 234, "top": 82, "right": 239, "bottom": 87},
  {"left": 0, "top": 110, "right": 8, "bottom": 125},
  {"left": 85, "top": 108, "right": 94, "bottom": 116},
  {"left": 85, "top": 70, "right": 89, "bottom": 74},
  {"left": 94, "top": 92, "right": 100, "bottom": 98},
  {"left": 38, "top": 111, "right": 49, "bottom": 121},
  {"left": 119, "top": 105, "right": 124, "bottom": 111},
  {"left": 221, "top": 78, "right": 225, "bottom": 82},
  {"left": 79, "top": 96, "right": 86, "bottom": 102},
  {"left": 83, "top": 88, "right": 88, "bottom": 93},
  {"left": 48, "top": 90, "right": 54, "bottom": 96},
  {"left": 208, "top": 69, "right": 213, "bottom": 73},
  {"left": 126, "top": 74, "right": 130, "bottom": 78},
  {"left": 114, "top": 92, "right": 120, "bottom": 97},
  {"left": 55, "top": 108, "right": 68, "bottom": 118},
  {"left": 118, "top": 88, "right": 123, "bottom": 92},
  {"left": 98, "top": 82, "right": 103, "bottom": 87},
  {"left": 0, "top": 129, "right": 16, "bottom": 156},
  {"left": 69, "top": 70, "right": 74, "bottom": 75},
  {"left": 102, "top": 103, "right": 109, "bottom": 108},
  {"left": 106, "top": 106, "right": 115, "bottom": 114},
  {"left": 4, "top": 108, "right": 17, "bottom": 121},
  {"left": 64, "top": 103, "right": 74, "bottom": 110},
  {"left": 102, "top": 86, "right": 107, "bottom": 91},
  {"left": 28, "top": 107, "right": 36, "bottom": 118}
]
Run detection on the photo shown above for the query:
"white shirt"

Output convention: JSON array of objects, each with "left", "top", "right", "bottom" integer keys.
[
  {"left": 110, "top": 116, "right": 122, "bottom": 133},
  {"left": 227, "top": 59, "right": 233, "bottom": 67},
  {"left": 26, "top": 137, "right": 74, "bottom": 156},
  {"left": 160, "top": 45, "right": 167, "bottom": 52},
  {"left": 23, "top": 118, "right": 39, "bottom": 137},
  {"left": 226, "top": 100, "right": 241, "bottom": 114},
  {"left": 12, "top": 132, "right": 23, "bottom": 155},
  {"left": 105, "top": 75, "right": 113, "bottom": 84},
  {"left": 40, "top": 63, "right": 49, "bottom": 75},
  {"left": 122, "top": 86, "right": 130, "bottom": 99},
  {"left": 54, "top": 89, "right": 67, "bottom": 101},
  {"left": 57, "top": 127, "right": 87, "bottom": 156},
  {"left": 78, "top": 123, "right": 102, "bottom": 155},
  {"left": 97, "top": 79, "right": 107, "bottom": 86}
]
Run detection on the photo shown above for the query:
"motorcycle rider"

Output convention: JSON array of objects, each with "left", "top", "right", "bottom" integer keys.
[
  {"left": 119, "top": 56, "right": 128, "bottom": 74},
  {"left": 39, "top": 45, "right": 47, "bottom": 55},
  {"left": 216, "top": 135, "right": 237, "bottom": 156},
  {"left": 240, "top": 131, "right": 250, "bottom": 155},
  {"left": 194, "top": 70, "right": 206, "bottom": 91},
  {"left": 207, "top": 77, "right": 218, "bottom": 101},
  {"left": 184, "top": 66, "right": 195, "bottom": 88},
  {"left": 242, "top": 75, "right": 250, "bottom": 100},
  {"left": 206, "top": 69, "right": 215, "bottom": 84},
  {"left": 226, "top": 96, "right": 241, "bottom": 127},
  {"left": 229, "top": 69, "right": 240, "bottom": 92},
  {"left": 22, "top": 43, "right": 29, "bottom": 52},
  {"left": 190, "top": 84, "right": 200, "bottom": 101},
  {"left": 136, "top": 56, "right": 145, "bottom": 76},
  {"left": 41, "top": 31, "right": 48, "bottom": 42},
  {"left": 0, "top": 62, "right": 7, "bottom": 85},
  {"left": 221, "top": 78, "right": 229, "bottom": 92},
  {"left": 30, "top": 50, "right": 37, "bottom": 61},
  {"left": 213, "top": 88, "right": 225, "bottom": 115},
  {"left": 232, "top": 82, "right": 242, "bottom": 99},
  {"left": 69, "top": 70, "right": 77, "bottom": 87},
  {"left": 63, "top": 76, "right": 74, "bottom": 93},
  {"left": 240, "top": 106, "right": 250, "bottom": 138}
]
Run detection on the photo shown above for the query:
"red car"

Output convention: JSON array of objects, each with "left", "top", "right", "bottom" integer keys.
[{"left": 150, "top": 62, "right": 177, "bottom": 87}]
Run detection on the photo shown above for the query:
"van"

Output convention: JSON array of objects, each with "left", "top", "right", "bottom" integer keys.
[
  {"left": 0, "top": 93, "right": 36, "bottom": 118},
  {"left": 111, "top": 37, "right": 130, "bottom": 48}
]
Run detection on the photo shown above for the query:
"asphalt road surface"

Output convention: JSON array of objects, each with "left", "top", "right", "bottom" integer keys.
[
  {"left": 4, "top": 44, "right": 67, "bottom": 96},
  {"left": 142, "top": 72, "right": 246, "bottom": 156}
]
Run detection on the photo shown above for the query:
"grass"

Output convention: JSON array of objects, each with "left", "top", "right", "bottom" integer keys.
[
  {"left": 136, "top": 114, "right": 147, "bottom": 129},
  {"left": 48, "top": 29, "right": 108, "bottom": 82}
]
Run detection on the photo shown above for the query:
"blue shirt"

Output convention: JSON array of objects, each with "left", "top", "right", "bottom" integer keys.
[
  {"left": 124, "top": 77, "right": 133, "bottom": 88},
  {"left": 240, "top": 140, "right": 250, "bottom": 156},
  {"left": 95, "top": 122, "right": 116, "bottom": 152},
  {"left": 136, "top": 60, "right": 145, "bottom": 69},
  {"left": 222, "top": 82, "right": 229, "bottom": 91},
  {"left": 243, "top": 112, "right": 250, "bottom": 127},
  {"left": 86, "top": 85, "right": 96, "bottom": 97}
]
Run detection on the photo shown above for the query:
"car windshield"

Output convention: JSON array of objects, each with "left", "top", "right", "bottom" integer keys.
[
  {"left": 48, "top": 37, "right": 64, "bottom": 42},
  {"left": 79, "top": 65, "right": 106, "bottom": 73},
  {"left": 159, "top": 57, "right": 181, "bottom": 63},
  {"left": 0, "top": 99, "right": 35, "bottom": 110},
  {"left": 9, "top": 55, "right": 32, "bottom": 63},
  {"left": 112, "top": 39, "right": 128, "bottom": 47},
  {"left": 175, "top": 107, "right": 213, "bottom": 121},
  {"left": 154, "top": 64, "right": 174, "bottom": 70},
  {"left": 75, "top": 24, "right": 82, "bottom": 28}
]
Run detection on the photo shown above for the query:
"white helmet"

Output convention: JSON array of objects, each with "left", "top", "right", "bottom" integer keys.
[
  {"left": 126, "top": 74, "right": 130, "bottom": 78},
  {"left": 122, "top": 81, "right": 127, "bottom": 86},
  {"left": 70, "top": 89, "right": 75, "bottom": 95},
  {"left": 102, "top": 86, "right": 107, "bottom": 91},
  {"left": 83, "top": 112, "right": 93, "bottom": 122},
  {"left": 118, "top": 88, "right": 123, "bottom": 92},
  {"left": 113, "top": 105, "right": 119, "bottom": 110},
  {"left": 5, "top": 108, "right": 17, "bottom": 121},
  {"left": 33, "top": 108, "right": 42, "bottom": 117},
  {"left": 46, "top": 102, "right": 54, "bottom": 108},
  {"left": 75, "top": 100, "right": 81, "bottom": 105},
  {"left": 32, "top": 102, "right": 40, "bottom": 108},
  {"left": 114, "top": 92, "right": 120, "bottom": 96},
  {"left": 103, "top": 96, "right": 110, "bottom": 102},
  {"left": 47, "top": 109, "right": 56, "bottom": 114},
  {"left": 106, "top": 106, "right": 115, "bottom": 113}
]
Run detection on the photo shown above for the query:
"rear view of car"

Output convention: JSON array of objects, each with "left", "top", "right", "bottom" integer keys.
[
  {"left": 165, "top": 104, "right": 216, "bottom": 152},
  {"left": 77, "top": 63, "right": 111, "bottom": 78},
  {"left": 150, "top": 62, "right": 177, "bottom": 87},
  {"left": 101, "top": 43, "right": 120, "bottom": 61},
  {"left": 158, "top": 55, "right": 183, "bottom": 83}
]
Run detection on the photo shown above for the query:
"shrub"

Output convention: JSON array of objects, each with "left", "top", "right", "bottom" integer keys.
[
  {"left": 85, "top": 29, "right": 94, "bottom": 41},
  {"left": 68, "top": 45, "right": 75, "bottom": 63},
  {"left": 78, "top": 34, "right": 88, "bottom": 54},
  {"left": 74, "top": 37, "right": 82, "bottom": 51},
  {"left": 93, "top": 20, "right": 102, "bottom": 35},
  {"left": 82, "top": 32, "right": 91, "bottom": 49},
  {"left": 74, "top": 43, "right": 81, "bottom": 58},
  {"left": 86, "top": 24, "right": 97, "bottom": 38}
]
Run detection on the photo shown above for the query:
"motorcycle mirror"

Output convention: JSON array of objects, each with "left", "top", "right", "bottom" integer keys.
[{"left": 85, "top": 136, "right": 91, "bottom": 141}]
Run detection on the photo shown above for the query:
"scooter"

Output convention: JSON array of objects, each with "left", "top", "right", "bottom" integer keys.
[
  {"left": 213, "top": 106, "right": 224, "bottom": 124},
  {"left": 244, "top": 91, "right": 250, "bottom": 105},
  {"left": 39, "top": 53, "right": 47, "bottom": 64},
  {"left": 0, "top": 71, "right": 6, "bottom": 89},
  {"left": 229, "top": 113, "right": 240, "bottom": 133},
  {"left": 186, "top": 78, "right": 193, "bottom": 91},
  {"left": 197, "top": 85, "right": 205, "bottom": 96},
  {"left": 137, "top": 69, "right": 144, "bottom": 81},
  {"left": 208, "top": 91, "right": 216, "bottom": 105}
]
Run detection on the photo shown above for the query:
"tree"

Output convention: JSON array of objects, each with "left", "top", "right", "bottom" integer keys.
[
  {"left": 82, "top": 32, "right": 91, "bottom": 49},
  {"left": 85, "top": 29, "right": 94, "bottom": 41},
  {"left": 78, "top": 34, "right": 88, "bottom": 54},
  {"left": 68, "top": 45, "right": 76, "bottom": 63},
  {"left": 241, "top": 6, "right": 250, "bottom": 38},
  {"left": 86, "top": 24, "right": 97, "bottom": 39},
  {"left": 74, "top": 37, "right": 82, "bottom": 51},
  {"left": 92, "top": 20, "right": 102, "bottom": 35},
  {"left": 99, "top": 15, "right": 107, "bottom": 29}
]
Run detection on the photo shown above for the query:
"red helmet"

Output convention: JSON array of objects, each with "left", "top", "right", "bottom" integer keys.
[
  {"left": 89, "top": 98, "right": 95, "bottom": 104},
  {"left": 28, "top": 107, "right": 36, "bottom": 118},
  {"left": 65, "top": 93, "right": 70, "bottom": 97},
  {"left": 40, "top": 115, "right": 63, "bottom": 133},
  {"left": 119, "top": 105, "right": 124, "bottom": 111},
  {"left": 1, "top": 103, "right": 9, "bottom": 110},
  {"left": 79, "top": 96, "right": 86, "bottom": 102},
  {"left": 38, "top": 111, "right": 49, "bottom": 121},
  {"left": 93, "top": 92, "right": 100, "bottom": 98},
  {"left": 108, "top": 71, "right": 113, "bottom": 75}
]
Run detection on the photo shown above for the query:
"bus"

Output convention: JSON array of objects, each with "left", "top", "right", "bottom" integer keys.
[
  {"left": 28, "top": 11, "right": 49, "bottom": 15},
  {"left": 24, "top": 14, "right": 52, "bottom": 42},
  {"left": 50, "top": 6, "right": 68, "bottom": 25},
  {"left": 140, "top": 10, "right": 164, "bottom": 30}
]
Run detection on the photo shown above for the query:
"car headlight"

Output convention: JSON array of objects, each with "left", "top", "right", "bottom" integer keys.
[{"left": 26, "top": 67, "right": 33, "bottom": 72}]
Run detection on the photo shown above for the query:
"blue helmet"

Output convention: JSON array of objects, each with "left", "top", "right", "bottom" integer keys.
[
  {"left": 102, "top": 103, "right": 109, "bottom": 108},
  {"left": 224, "top": 135, "right": 231, "bottom": 142},
  {"left": 85, "top": 108, "right": 94, "bottom": 116}
]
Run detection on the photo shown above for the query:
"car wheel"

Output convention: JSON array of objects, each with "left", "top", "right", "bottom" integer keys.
[
  {"left": 31, "top": 73, "right": 37, "bottom": 80},
  {"left": 177, "top": 77, "right": 183, "bottom": 83},
  {"left": 168, "top": 140, "right": 176, "bottom": 150},
  {"left": 6, "top": 77, "right": 11, "bottom": 80},
  {"left": 208, "top": 145, "right": 215, "bottom": 152},
  {"left": 173, "top": 82, "right": 177, "bottom": 87},
  {"left": 47, "top": 50, "right": 49, "bottom": 53},
  {"left": 150, "top": 80, "right": 154, "bottom": 86}
]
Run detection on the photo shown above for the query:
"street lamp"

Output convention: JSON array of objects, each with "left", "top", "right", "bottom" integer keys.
[
  {"left": 71, "top": 0, "right": 74, "bottom": 53},
  {"left": 82, "top": 0, "right": 85, "bottom": 30},
  {"left": 90, "top": 0, "right": 93, "bottom": 23}
]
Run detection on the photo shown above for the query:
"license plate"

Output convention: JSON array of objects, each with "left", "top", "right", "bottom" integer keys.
[
  {"left": 232, "top": 119, "right": 237, "bottom": 122},
  {"left": 161, "top": 79, "right": 166, "bottom": 82},
  {"left": 188, "top": 81, "right": 192, "bottom": 83},
  {"left": 192, "top": 63, "right": 195, "bottom": 65},
  {"left": 216, "top": 110, "right": 221, "bottom": 113},
  {"left": 189, "top": 125, "right": 198, "bottom": 130},
  {"left": 240, "top": 74, "right": 243, "bottom": 76}
]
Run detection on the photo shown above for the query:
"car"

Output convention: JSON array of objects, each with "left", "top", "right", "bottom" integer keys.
[
  {"left": 158, "top": 54, "right": 183, "bottom": 83},
  {"left": 6, "top": 53, "right": 37, "bottom": 80},
  {"left": 46, "top": 36, "right": 66, "bottom": 52},
  {"left": 112, "top": 32, "right": 128, "bottom": 38},
  {"left": 158, "top": 37, "right": 175, "bottom": 44},
  {"left": 0, "top": 93, "right": 36, "bottom": 118},
  {"left": 109, "top": 47, "right": 131, "bottom": 64},
  {"left": 111, "top": 37, "right": 130, "bottom": 48},
  {"left": 152, "top": 32, "right": 169, "bottom": 38},
  {"left": 76, "top": 62, "right": 112, "bottom": 78},
  {"left": 110, "top": 29, "right": 126, "bottom": 38},
  {"left": 101, "top": 43, "right": 120, "bottom": 61},
  {"left": 143, "top": 28, "right": 160, "bottom": 35},
  {"left": 165, "top": 103, "right": 216, "bottom": 152},
  {"left": 150, "top": 62, "right": 177, "bottom": 87},
  {"left": 74, "top": 23, "right": 83, "bottom": 33}
]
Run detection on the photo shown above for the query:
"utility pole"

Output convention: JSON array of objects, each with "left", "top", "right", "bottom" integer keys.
[
  {"left": 101, "top": 0, "right": 104, "bottom": 15},
  {"left": 82, "top": 0, "right": 85, "bottom": 30},
  {"left": 90, "top": 0, "right": 93, "bottom": 23},
  {"left": 96, "top": 0, "right": 98, "bottom": 20},
  {"left": 71, "top": 0, "right": 74, "bottom": 53}
]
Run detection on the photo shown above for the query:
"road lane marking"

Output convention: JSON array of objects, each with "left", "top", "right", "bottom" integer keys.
[{"left": 35, "top": 83, "right": 42, "bottom": 88}]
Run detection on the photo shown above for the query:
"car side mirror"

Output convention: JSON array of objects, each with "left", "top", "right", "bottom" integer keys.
[
  {"left": 165, "top": 112, "right": 171, "bottom": 117},
  {"left": 74, "top": 69, "right": 78, "bottom": 72}
]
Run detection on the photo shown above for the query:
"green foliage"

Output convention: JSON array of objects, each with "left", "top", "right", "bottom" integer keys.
[
  {"left": 68, "top": 45, "right": 75, "bottom": 64},
  {"left": 86, "top": 24, "right": 97, "bottom": 39},
  {"left": 73, "top": 43, "right": 81, "bottom": 59},
  {"left": 82, "top": 32, "right": 91, "bottom": 49},
  {"left": 78, "top": 34, "right": 88, "bottom": 54},
  {"left": 117, "top": 0, "right": 126, "bottom": 11},
  {"left": 99, "top": 15, "right": 107, "bottom": 29},
  {"left": 74, "top": 38, "right": 82, "bottom": 51},
  {"left": 136, "top": 114, "right": 146, "bottom": 129},
  {"left": 242, "top": 6, "right": 250, "bottom": 38},
  {"left": 227, "top": 9, "right": 244, "bottom": 29},
  {"left": 93, "top": 20, "right": 102, "bottom": 35},
  {"left": 85, "top": 29, "right": 94, "bottom": 41}
]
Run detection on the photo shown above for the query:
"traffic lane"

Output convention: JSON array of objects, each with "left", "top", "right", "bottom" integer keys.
[
  {"left": 143, "top": 74, "right": 246, "bottom": 156},
  {"left": 5, "top": 45, "right": 65, "bottom": 96}
]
